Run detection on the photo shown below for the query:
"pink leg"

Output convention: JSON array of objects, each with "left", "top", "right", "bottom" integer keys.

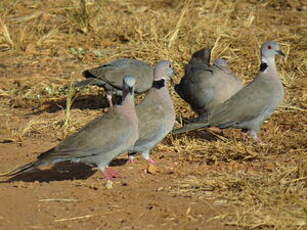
[
  {"left": 128, "top": 156, "right": 156, "bottom": 164},
  {"left": 128, "top": 155, "right": 135, "bottom": 164},
  {"left": 106, "top": 94, "right": 113, "bottom": 107},
  {"left": 247, "top": 130, "right": 263, "bottom": 144},
  {"left": 147, "top": 158, "right": 156, "bottom": 164},
  {"left": 141, "top": 150, "right": 156, "bottom": 164},
  {"left": 253, "top": 136, "right": 264, "bottom": 144},
  {"left": 102, "top": 168, "right": 122, "bottom": 180}
]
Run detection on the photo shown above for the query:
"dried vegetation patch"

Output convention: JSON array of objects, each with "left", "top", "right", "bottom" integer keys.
[
  {"left": 0, "top": 0, "right": 306, "bottom": 229},
  {"left": 169, "top": 158, "right": 307, "bottom": 229}
]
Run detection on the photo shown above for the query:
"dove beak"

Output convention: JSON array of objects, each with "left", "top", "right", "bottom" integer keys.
[
  {"left": 276, "top": 50, "right": 285, "bottom": 56},
  {"left": 128, "top": 86, "right": 133, "bottom": 94}
]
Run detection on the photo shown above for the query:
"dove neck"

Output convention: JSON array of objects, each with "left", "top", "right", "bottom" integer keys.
[
  {"left": 152, "top": 79, "right": 172, "bottom": 103},
  {"left": 120, "top": 91, "right": 135, "bottom": 107},
  {"left": 261, "top": 56, "right": 277, "bottom": 72}
]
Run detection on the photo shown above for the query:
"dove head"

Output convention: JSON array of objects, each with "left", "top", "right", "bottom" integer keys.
[
  {"left": 261, "top": 41, "right": 285, "bottom": 61},
  {"left": 119, "top": 75, "right": 136, "bottom": 106},
  {"left": 191, "top": 48, "right": 211, "bottom": 65},
  {"left": 154, "top": 60, "right": 174, "bottom": 81},
  {"left": 214, "top": 58, "right": 228, "bottom": 67}
]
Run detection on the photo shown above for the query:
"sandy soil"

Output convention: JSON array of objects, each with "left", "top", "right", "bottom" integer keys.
[
  {"left": 0, "top": 0, "right": 306, "bottom": 229},
  {"left": 0, "top": 132, "right": 233, "bottom": 230}
]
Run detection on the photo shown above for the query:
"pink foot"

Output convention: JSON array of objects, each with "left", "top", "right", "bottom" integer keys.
[
  {"left": 103, "top": 168, "right": 122, "bottom": 180},
  {"left": 107, "top": 94, "right": 113, "bottom": 107},
  {"left": 253, "top": 136, "right": 264, "bottom": 144},
  {"left": 127, "top": 156, "right": 135, "bottom": 164},
  {"left": 147, "top": 158, "right": 156, "bottom": 164}
]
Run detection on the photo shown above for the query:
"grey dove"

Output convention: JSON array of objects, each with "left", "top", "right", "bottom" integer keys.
[
  {"left": 128, "top": 61, "right": 176, "bottom": 163},
  {"left": 1, "top": 76, "right": 139, "bottom": 180},
  {"left": 173, "top": 41, "right": 285, "bottom": 142},
  {"left": 175, "top": 48, "right": 243, "bottom": 119},
  {"left": 75, "top": 58, "right": 153, "bottom": 106}
]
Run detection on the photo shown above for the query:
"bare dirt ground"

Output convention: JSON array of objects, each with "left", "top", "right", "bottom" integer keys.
[{"left": 0, "top": 0, "right": 306, "bottom": 229}]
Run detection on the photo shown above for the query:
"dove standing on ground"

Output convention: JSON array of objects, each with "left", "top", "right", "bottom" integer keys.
[
  {"left": 128, "top": 61, "right": 176, "bottom": 164},
  {"left": 74, "top": 58, "right": 153, "bottom": 107},
  {"left": 175, "top": 48, "right": 243, "bottom": 119},
  {"left": 1, "top": 76, "right": 139, "bottom": 180},
  {"left": 173, "top": 41, "right": 285, "bottom": 142}
]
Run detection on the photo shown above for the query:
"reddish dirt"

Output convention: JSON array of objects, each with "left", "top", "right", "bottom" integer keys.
[
  {"left": 0, "top": 133, "right": 232, "bottom": 230},
  {"left": 1, "top": 1, "right": 305, "bottom": 228}
]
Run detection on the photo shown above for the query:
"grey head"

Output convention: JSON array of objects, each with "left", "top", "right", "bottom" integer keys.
[
  {"left": 213, "top": 58, "right": 234, "bottom": 75},
  {"left": 261, "top": 41, "right": 285, "bottom": 60},
  {"left": 214, "top": 58, "right": 228, "bottom": 67},
  {"left": 153, "top": 60, "right": 174, "bottom": 81},
  {"left": 120, "top": 75, "right": 136, "bottom": 105},
  {"left": 191, "top": 48, "right": 211, "bottom": 65}
]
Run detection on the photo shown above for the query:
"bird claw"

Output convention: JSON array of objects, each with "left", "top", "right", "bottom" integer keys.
[
  {"left": 127, "top": 157, "right": 135, "bottom": 164},
  {"left": 253, "top": 136, "right": 264, "bottom": 144},
  {"left": 106, "top": 94, "right": 113, "bottom": 107},
  {"left": 147, "top": 158, "right": 156, "bottom": 164},
  {"left": 102, "top": 168, "right": 123, "bottom": 180}
]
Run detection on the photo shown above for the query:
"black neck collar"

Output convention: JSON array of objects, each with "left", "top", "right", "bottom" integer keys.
[
  {"left": 152, "top": 79, "right": 165, "bottom": 89},
  {"left": 260, "top": 62, "right": 268, "bottom": 72}
]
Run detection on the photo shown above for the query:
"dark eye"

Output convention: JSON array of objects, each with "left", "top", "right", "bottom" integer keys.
[
  {"left": 268, "top": 45, "right": 272, "bottom": 49},
  {"left": 169, "top": 64, "right": 172, "bottom": 68}
]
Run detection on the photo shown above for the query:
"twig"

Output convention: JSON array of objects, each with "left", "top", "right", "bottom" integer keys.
[
  {"left": 54, "top": 215, "right": 93, "bottom": 222},
  {"left": 168, "top": 0, "right": 190, "bottom": 48},
  {"left": 39, "top": 198, "right": 78, "bottom": 202},
  {"left": 280, "top": 105, "right": 307, "bottom": 112}
]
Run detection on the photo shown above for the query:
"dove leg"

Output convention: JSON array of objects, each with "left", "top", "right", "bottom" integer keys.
[
  {"left": 103, "top": 168, "right": 121, "bottom": 180},
  {"left": 128, "top": 156, "right": 135, "bottom": 163},
  {"left": 98, "top": 166, "right": 121, "bottom": 180},
  {"left": 106, "top": 93, "right": 113, "bottom": 107},
  {"left": 127, "top": 152, "right": 136, "bottom": 163},
  {"left": 141, "top": 150, "right": 156, "bottom": 164},
  {"left": 247, "top": 130, "right": 263, "bottom": 143}
]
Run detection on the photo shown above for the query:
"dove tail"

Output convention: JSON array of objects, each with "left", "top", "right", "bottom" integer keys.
[
  {"left": 82, "top": 70, "right": 96, "bottom": 79},
  {"left": 173, "top": 122, "right": 210, "bottom": 134},
  {"left": 0, "top": 161, "right": 40, "bottom": 177},
  {"left": 174, "top": 84, "right": 182, "bottom": 95},
  {"left": 73, "top": 78, "right": 106, "bottom": 88}
]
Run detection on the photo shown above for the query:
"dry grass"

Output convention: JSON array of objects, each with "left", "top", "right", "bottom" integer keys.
[
  {"left": 0, "top": 0, "right": 306, "bottom": 229},
  {"left": 168, "top": 157, "right": 307, "bottom": 229}
]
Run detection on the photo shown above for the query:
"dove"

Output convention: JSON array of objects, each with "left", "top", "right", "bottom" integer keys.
[
  {"left": 175, "top": 48, "right": 243, "bottom": 119},
  {"left": 1, "top": 76, "right": 139, "bottom": 180},
  {"left": 173, "top": 41, "right": 285, "bottom": 142},
  {"left": 74, "top": 58, "right": 154, "bottom": 106},
  {"left": 128, "top": 60, "right": 176, "bottom": 164}
]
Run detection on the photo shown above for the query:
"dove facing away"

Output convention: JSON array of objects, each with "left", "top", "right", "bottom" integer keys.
[
  {"left": 74, "top": 58, "right": 153, "bottom": 106},
  {"left": 1, "top": 76, "right": 139, "bottom": 180},
  {"left": 173, "top": 41, "right": 285, "bottom": 142},
  {"left": 175, "top": 48, "right": 243, "bottom": 119},
  {"left": 128, "top": 61, "right": 176, "bottom": 164}
]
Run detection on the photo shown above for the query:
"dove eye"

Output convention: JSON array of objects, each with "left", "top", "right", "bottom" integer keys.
[{"left": 268, "top": 45, "right": 272, "bottom": 49}]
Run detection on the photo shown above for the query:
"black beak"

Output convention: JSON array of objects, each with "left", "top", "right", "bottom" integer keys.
[
  {"left": 128, "top": 86, "right": 133, "bottom": 94},
  {"left": 277, "top": 50, "right": 285, "bottom": 56}
]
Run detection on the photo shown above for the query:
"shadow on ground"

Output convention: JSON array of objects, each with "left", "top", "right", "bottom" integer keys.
[
  {"left": 1, "top": 158, "right": 128, "bottom": 183},
  {"left": 26, "top": 95, "right": 110, "bottom": 116}
]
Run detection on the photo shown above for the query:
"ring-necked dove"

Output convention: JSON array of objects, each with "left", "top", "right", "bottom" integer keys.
[
  {"left": 175, "top": 48, "right": 243, "bottom": 119},
  {"left": 1, "top": 76, "right": 139, "bottom": 180},
  {"left": 128, "top": 61, "right": 176, "bottom": 164},
  {"left": 173, "top": 41, "right": 285, "bottom": 142},
  {"left": 74, "top": 58, "right": 153, "bottom": 106}
]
